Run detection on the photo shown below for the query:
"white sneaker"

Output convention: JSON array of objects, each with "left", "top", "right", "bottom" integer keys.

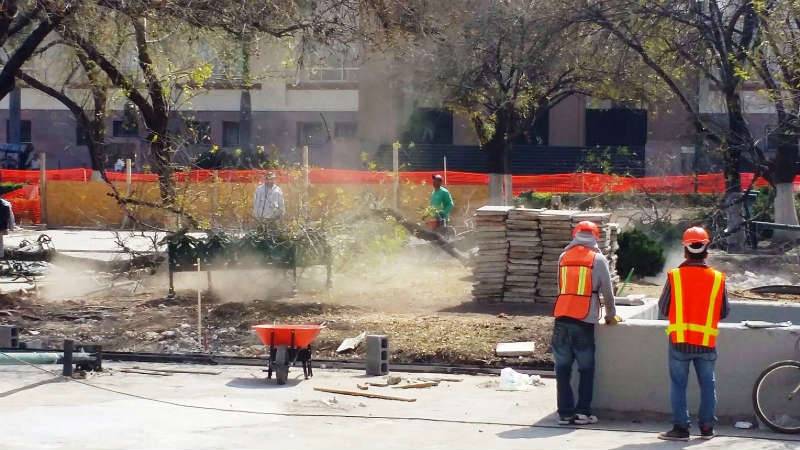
[
  {"left": 574, "top": 414, "right": 598, "bottom": 425},
  {"left": 557, "top": 416, "right": 575, "bottom": 425}
]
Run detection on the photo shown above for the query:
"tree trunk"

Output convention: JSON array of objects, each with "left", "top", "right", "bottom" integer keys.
[
  {"left": 772, "top": 133, "right": 799, "bottom": 239},
  {"left": 148, "top": 126, "right": 175, "bottom": 204},
  {"left": 722, "top": 92, "right": 750, "bottom": 252},
  {"left": 486, "top": 112, "right": 512, "bottom": 206}
]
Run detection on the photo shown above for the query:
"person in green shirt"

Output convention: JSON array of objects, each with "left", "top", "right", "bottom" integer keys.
[{"left": 430, "top": 174, "right": 454, "bottom": 231}]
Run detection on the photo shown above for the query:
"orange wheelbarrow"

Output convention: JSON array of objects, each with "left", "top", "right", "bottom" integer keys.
[{"left": 252, "top": 324, "right": 323, "bottom": 385}]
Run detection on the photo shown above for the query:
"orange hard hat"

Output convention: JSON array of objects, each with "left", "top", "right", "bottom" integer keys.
[
  {"left": 682, "top": 227, "right": 710, "bottom": 247},
  {"left": 573, "top": 220, "right": 600, "bottom": 238}
]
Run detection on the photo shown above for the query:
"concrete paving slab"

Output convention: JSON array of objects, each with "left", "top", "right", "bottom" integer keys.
[{"left": 0, "top": 362, "right": 797, "bottom": 449}]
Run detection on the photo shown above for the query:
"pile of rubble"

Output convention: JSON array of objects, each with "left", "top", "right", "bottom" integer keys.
[{"left": 472, "top": 207, "right": 619, "bottom": 304}]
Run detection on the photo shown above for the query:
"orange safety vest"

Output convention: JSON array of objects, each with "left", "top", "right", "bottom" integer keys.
[
  {"left": 553, "top": 246, "right": 596, "bottom": 320},
  {"left": 666, "top": 266, "right": 725, "bottom": 348}
]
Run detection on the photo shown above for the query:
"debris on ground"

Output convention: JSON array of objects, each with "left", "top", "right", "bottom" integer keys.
[
  {"left": 314, "top": 387, "right": 416, "bottom": 402},
  {"left": 495, "top": 341, "right": 536, "bottom": 357},
  {"left": 498, "top": 367, "right": 544, "bottom": 391},
  {"left": 386, "top": 375, "right": 402, "bottom": 385},
  {"left": 336, "top": 331, "right": 366, "bottom": 354},
  {"left": 734, "top": 421, "right": 754, "bottom": 430}
]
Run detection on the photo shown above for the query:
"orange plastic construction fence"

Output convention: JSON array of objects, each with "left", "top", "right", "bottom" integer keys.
[
  {"left": 1, "top": 184, "right": 41, "bottom": 224},
  {"left": 0, "top": 168, "right": 794, "bottom": 193}
]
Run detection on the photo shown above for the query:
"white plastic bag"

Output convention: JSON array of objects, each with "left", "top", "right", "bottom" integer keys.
[{"left": 498, "top": 368, "right": 542, "bottom": 391}]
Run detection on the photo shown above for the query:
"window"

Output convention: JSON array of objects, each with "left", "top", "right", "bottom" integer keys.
[
  {"left": 297, "top": 122, "right": 327, "bottom": 146},
  {"left": 222, "top": 121, "right": 240, "bottom": 147},
  {"left": 186, "top": 121, "right": 212, "bottom": 144},
  {"left": 334, "top": 122, "right": 357, "bottom": 138},
  {"left": 113, "top": 120, "right": 139, "bottom": 137},
  {"left": 585, "top": 109, "right": 647, "bottom": 147},
  {"left": 403, "top": 109, "right": 453, "bottom": 145},
  {"left": 76, "top": 126, "right": 89, "bottom": 145},
  {"left": 6, "top": 120, "right": 31, "bottom": 143}
]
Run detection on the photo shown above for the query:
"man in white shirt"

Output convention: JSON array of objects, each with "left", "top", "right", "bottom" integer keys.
[{"left": 253, "top": 172, "right": 285, "bottom": 223}]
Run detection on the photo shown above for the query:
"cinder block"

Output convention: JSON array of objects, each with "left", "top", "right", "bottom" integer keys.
[
  {"left": 366, "top": 334, "right": 389, "bottom": 376},
  {"left": 0, "top": 325, "right": 19, "bottom": 348}
]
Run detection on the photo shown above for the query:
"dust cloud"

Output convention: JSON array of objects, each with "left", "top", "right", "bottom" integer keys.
[{"left": 642, "top": 245, "right": 684, "bottom": 286}]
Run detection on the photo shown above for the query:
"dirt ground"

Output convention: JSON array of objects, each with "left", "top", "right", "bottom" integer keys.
[{"left": 0, "top": 247, "right": 560, "bottom": 368}]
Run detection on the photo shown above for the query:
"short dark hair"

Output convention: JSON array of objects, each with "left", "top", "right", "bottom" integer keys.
[{"left": 684, "top": 248, "right": 708, "bottom": 260}]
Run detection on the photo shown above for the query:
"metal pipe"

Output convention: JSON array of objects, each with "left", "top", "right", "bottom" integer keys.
[
  {"left": 62, "top": 339, "right": 73, "bottom": 376},
  {"left": 0, "top": 352, "right": 94, "bottom": 366}
]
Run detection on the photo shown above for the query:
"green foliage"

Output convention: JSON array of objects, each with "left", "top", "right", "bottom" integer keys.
[
  {"left": 515, "top": 191, "right": 552, "bottom": 208},
  {"left": 0, "top": 183, "right": 24, "bottom": 196},
  {"left": 616, "top": 229, "right": 666, "bottom": 278}
]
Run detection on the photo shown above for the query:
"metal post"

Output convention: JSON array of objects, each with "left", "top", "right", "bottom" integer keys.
[
  {"left": 62, "top": 339, "right": 73, "bottom": 377},
  {"left": 197, "top": 257, "right": 203, "bottom": 350},
  {"left": 302, "top": 145, "right": 310, "bottom": 188},
  {"left": 392, "top": 144, "right": 399, "bottom": 209},
  {"left": 39, "top": 153, "right": 46, "bottom": 226},
  {"left": 211, "top": 170, "right": 219, "bottom": 228},
  {"left": 8, "top": 86, "right": 21, "bottom": 144}
]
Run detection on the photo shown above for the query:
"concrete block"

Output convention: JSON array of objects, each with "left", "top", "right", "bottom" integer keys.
[
  {"left": 495, "top": 342, "right": 535, "bottom": 357},
  {"left": 0, "top": 325, "right": 18, "bottom": 348},
  {"left": 366, "top": 334, "right": 389, "bottom": 376}
]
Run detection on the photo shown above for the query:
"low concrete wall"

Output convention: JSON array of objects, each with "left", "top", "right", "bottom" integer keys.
[{"left": 593, "top": 301, "right": 800, "bottom": 420}]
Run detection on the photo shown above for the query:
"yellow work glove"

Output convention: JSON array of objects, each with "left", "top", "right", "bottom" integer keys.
[{"left": 605, "top": 315, "right": 623, "bottom": 325}]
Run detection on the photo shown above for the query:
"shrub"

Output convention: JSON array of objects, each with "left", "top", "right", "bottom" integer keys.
[
  {"left": 515, "top": 191, "right": 552, "bottom": 209},
  {"left": 617, "top": 229, "right": 666, "bottom": 278}
]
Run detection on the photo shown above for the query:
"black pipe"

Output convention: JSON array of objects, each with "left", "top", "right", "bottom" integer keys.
[{"left": 62, "top": 339, "right": 73, "bottom": 377}]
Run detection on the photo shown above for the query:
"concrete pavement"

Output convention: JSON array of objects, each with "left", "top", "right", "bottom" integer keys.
[{"left": 0, "top": 362, "right": 797, "bottom": 450}]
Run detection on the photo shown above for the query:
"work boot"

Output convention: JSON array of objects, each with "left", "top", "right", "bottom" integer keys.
[
  {"left": 658, "top": 425, "right": 690, "bottom": 441},
  {"left": 558, "top": 415, "right": 576, "bottom": 425},
  {"left": 699, "top": 425, "right": 715, "bottom": 440},
  {"left": 574, "top": 414, "right": 598, "bottom": 425}
]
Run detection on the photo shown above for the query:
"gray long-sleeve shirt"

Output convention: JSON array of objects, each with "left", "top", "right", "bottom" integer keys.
[
  {"left": 658, "top": 259, "right": 729, "bottom": 353},
  {"left": 557, "top": 232, "right": 617, "bottom": 324}
]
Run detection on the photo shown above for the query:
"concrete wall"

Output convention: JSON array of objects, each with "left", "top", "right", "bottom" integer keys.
[{"left": 593, "top": 301, "right": 800, "bottom": 420}]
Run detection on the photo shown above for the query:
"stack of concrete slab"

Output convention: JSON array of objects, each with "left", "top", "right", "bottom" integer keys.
[
  {"left": 535, "top": 211, "right": 577, "bottom": 303},
  {"left": 608, "top": 223, "right": 621, "bottom": 284},
  {"left": 504, "top": 208, "right": 543, "bottom": 303},
  {"left": 472, "top": 206, "right": 512, "bottom": 303}
]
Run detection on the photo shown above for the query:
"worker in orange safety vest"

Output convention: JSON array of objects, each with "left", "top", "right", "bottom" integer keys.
[
  {"left": 658, "top": 227, "right": 729, "bottom": 442},
  {"left": 552, "top": 220, "right": 620, "bottom": 426}
]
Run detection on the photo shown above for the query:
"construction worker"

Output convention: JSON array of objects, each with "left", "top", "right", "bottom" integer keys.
[
  {"left": 253, "top": 171, "right": 285, "bottom": 230},
  {"left": 429, "top": 174, "right": 454, "bottom": 232},
  {"left": 658, "top": 227, "right": 729, "bottom": 441},
  {"left": 553, "top": 221, "right": 620, "bottom": 426}
]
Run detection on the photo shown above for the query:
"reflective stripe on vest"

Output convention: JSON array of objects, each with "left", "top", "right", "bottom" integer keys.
[
  {"left": 666, "top": 268, "right": 723, "bottom": 346},
  {"left": 559, "top": 265, "right": 590, "bottom": 296}
]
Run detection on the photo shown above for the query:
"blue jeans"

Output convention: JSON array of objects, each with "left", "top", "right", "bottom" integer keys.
[
  {"left": 668, "top": 345, "right": 717, "bottom": 428},
  {"left": 552, "top": 319, "right": 595, "bottom": 418}
]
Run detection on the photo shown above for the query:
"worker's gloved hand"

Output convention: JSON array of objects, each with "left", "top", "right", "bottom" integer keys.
[{"left": 605, "top": 315, "right": 623, "bottom": 325}]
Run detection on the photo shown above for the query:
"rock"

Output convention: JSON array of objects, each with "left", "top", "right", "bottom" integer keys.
[
  {"left": 160, "top": 331, "right": 177, "bottom": 340},
  {"left": 144, "top": 331, "right": 160, "bottom": 341}
]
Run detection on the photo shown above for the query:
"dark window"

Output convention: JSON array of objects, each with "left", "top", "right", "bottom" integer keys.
[
  {"left": 76, "top": 126, "right": 89, "bottom": 145},
  {"left": 113, "top": 120, "right": 139, "bottom": 137},
  {"left": 186, "top": 121, "right": 212, "bottom": 144},
  {"left": 297, "top": 122, "right": 327, "bottom": 146},
  {"left": 585, "top": 109, "right": 647, "bottom": 147},
  {"left": 6, "top": 120, "right": 31, "bottom": 143},
  {"left": 514, "top": 114, "right": 549, "bottom": 145},
  {"left": 222, "top": 121, "right": 240, "bottom": 147},
  {"left": 334, "top": 122, "right": 357, "bottom": 138},
  {"left": 403, "top": 108, "right": 453, "bottom": 145}
]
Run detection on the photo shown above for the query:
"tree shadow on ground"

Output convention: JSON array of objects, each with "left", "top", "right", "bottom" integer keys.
[
  {"left": 225, "top": 376, "right": 303, "bottom": 389},
  {"left": 438, "top": 301, "right": 552, "bottom": 317}
]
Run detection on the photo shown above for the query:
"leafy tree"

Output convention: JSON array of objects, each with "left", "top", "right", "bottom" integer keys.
[
  {"left": 577, "top": 0, "right": 762, "bottom": 250},
  {"left": 410, "top": 0, "right": 657, "bottom": 204}
]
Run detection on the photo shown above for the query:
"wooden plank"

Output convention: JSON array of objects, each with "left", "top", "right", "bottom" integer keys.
[
  {"left": 130, "top": 366, "right": 221, "bottom": 375},
  {"left": 119, "top": 368, "right": 172, "bottom": 376},
  {"left": 392, "top": 382, "right": 439, "bottom": 389},
  {"left": 314, "top": 387, "right": 416, "bottom": 402}
]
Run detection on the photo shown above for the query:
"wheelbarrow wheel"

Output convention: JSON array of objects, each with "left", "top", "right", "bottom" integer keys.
[{"left": 275, "top": 346, "right": 290, "bottom": 385}]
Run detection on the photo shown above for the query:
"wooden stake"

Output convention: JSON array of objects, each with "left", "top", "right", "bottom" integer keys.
[
  {"left": 392, "top": 382, "right": 438, "bottom": 389},
  {"left": 197, "top": 257, "right": 203, "bottom": 349},
  {"left": 314, "top": 387, "right": 416, "bottom": 402},
  {"left": 38, "top": 153, "right": 46, "bottom": 226}
]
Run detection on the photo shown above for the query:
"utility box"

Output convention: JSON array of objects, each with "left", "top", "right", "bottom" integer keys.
[
  {"left": 0, "top": 325, "right": 19, "bottom": 348},
  {"left": 366, "top": 334, "right": 389, "bottom": 376}
]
